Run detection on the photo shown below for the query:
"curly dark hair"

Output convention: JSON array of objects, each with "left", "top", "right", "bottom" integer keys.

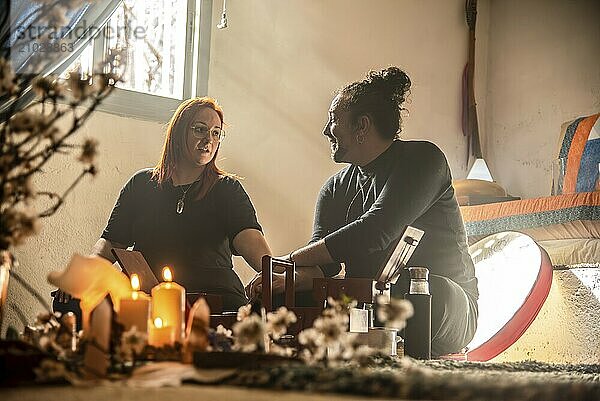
[{"left": 337, "top": 66, "right": 411, "bottom": 140}]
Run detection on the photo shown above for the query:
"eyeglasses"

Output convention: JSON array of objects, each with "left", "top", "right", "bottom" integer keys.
[{"left": 190, "top": 123, "right": 226, "bottom": 142}]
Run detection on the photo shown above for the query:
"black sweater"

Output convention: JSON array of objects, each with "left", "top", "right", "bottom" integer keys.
[{"left": 311, "top": 140, "right": 478, "bottom": 299}]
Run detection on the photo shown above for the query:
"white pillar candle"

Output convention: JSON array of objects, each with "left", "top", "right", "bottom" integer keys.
[
  {"left": 151, "top": 266, "right": 185, "bottom": 343},
  {"left": 119, "top": 274, "right": 151, "bottom": 332},
  {"left": 148, "top": 317, "right": 175, "bottom": 347}
]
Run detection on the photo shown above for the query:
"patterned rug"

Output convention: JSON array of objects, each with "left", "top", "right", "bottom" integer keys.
[{"left": 224, "top": 355, "right": 600, "bottom": 400}]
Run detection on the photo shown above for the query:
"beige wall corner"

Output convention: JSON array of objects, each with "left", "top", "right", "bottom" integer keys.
[{"left": 484, "top": 0, "right": 600, "bottom": 198}]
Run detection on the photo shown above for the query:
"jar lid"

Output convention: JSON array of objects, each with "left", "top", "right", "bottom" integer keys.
[{"left": 408, "top": 266, "right": 429, "bottom": 280}]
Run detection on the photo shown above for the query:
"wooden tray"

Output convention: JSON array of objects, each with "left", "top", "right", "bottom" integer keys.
[{"left": 193, "top": 351, "right": 302, "bottom": 370}]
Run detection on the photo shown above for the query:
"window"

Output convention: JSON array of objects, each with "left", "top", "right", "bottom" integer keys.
[
  {"left": 63, "top": 0, "right": 213, "bottom": 122},
  {"left": 61, "top": 44, "right": 94, "bottom": 79},
  {"left": 107, "top": 0, "right": 188, "bottom": 99}
]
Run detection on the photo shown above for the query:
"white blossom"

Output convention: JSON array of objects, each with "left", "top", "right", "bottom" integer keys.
[
  {"left": 327, "top": 337, "right": 356, "bottom": 361},
  {"left": 120, "top": 326, "right": 147, "bottom": 360},
  {"left": 376, "top": 295, "right": 414, "bottom": 330},
  {"left": 322, "top": 296, "right": 357, "bottom": 319},
  {"left": 269, "top": 343, "right": 294, "bottom": 357},
  {"left": 351, "top": 345, "right": 376, "bottom": 365},
  {"left": 298, "top": 327, "right": 326, "bottom": 363},
  {"left": 266, "top": 306, "right": 297, "bottom": 340},
  {"left": 236, "top": 304, "right": 251, "bottom": 321},
  {"left": 313, "top": 312, "right": 350, "bottom": 346},
  {"left": 296, "top": 296, "right": 361, "bottom": 363},
  {"left": 232, "top": 314, "right": 265, "bottom": 352},
  {"left": 215, "top": 324, "right": 232, "bottom": 338}
]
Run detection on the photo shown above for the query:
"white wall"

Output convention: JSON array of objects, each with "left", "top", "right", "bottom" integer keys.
[
  {"left": 484, "top": 0, "right": 600, "bottom": 198},
  {"left": 5, "top": 112, "right": 165, "bottom": 331},
  {"left": 208, "top": 0, "right": 476, "bottom": 279}
]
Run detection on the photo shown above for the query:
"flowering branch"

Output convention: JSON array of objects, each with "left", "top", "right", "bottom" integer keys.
[
  {"left": 8, "top": 302, "right": 29, "bottom": 328},
  {"left": 37, "top": 165, "right": 96, "bottom": 218},
  {"left": 0, "top": 2, "right": 130, "bottom": 250}
]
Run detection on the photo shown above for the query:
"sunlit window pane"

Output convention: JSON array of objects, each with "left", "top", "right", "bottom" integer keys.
[
  {"left": 107, "top": 0, "right": 187, "bottom": 99},
  {"left": 60, "top": 43, "right": 93, "bottom": 79}
]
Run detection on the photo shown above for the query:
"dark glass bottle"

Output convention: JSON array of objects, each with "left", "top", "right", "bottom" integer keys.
[{"left": 403, "top": 267, "right": 431, "bottom": 359}]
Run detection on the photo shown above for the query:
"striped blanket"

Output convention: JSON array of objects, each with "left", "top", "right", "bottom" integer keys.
[{"left": 555, "top": 113, "right": 600, "bottom": 194}]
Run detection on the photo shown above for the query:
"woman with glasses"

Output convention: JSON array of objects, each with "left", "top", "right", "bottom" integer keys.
[{"left": 56, "top": 97, "right": 271, "bottom": 312}]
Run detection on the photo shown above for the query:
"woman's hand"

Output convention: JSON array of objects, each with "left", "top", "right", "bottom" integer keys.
[{"left": 245, "top": 271, "right": 287, "bottom": 301}]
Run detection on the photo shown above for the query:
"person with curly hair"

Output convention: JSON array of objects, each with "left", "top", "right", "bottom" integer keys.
[{"left": 249, "top": 67, "right": 478, "bottom": 356}]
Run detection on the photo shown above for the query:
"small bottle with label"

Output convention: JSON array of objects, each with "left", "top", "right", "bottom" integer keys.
[{"left": 403, "top": 267, "right": 431, "bottom": 359}]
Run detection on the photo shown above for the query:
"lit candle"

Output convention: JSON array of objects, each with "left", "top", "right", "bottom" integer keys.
[
  {"left": 151, "top": 266, "right": 185, "bottom": 343},
  {"left": 119, "top": 274, "right": 151, "bottom": 332},
  {"left": 148, "top": 317, "right": 175, "bottom": 347}
]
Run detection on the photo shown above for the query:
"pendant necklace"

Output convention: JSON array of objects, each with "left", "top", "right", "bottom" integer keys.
[{"left": 176, "top": 180, "right": 198, "bottom": 214}]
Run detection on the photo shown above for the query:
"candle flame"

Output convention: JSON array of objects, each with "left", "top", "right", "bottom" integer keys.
[
  {"left": 162, "top": 266, "right": 173, "bottom": 282},
  {"left": 154, "top": 317, "right": 163, "bottom": 328},
  {"left": 130, "top": 274, "right": 140, "bottom": 291}
]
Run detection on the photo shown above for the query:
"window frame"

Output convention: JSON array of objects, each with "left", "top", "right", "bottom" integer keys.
[{"left": 90, "top": 0, "right": 213, "bottom": 122}]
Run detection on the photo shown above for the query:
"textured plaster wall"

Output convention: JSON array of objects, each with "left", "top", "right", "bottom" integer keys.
[
  {"left": 5, "top": 112, "right": 164, "bottom": 332},
  {"left": 493, "top": 269, "right": 600, "bottom": 363},
  {"left": 207, "top": 0, "right": 478, "bottom": 281},
  {"left": 484, "top": 0, "right": 600, "bottom": 199},
  {"left": 479, "top": 0, "right": 600, "bottom": 362}
]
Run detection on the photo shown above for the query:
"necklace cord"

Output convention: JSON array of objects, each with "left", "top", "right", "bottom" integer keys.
[
  {"left": 345, "top": 174, "right": 376, "bottom": 223},
  {"left": 175, "top": 175, "right": 203, "bottom": 214}
]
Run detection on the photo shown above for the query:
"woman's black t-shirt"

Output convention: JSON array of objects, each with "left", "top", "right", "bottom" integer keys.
[{"left": 101, "top": 169, "right": 262, "bottom": 309}]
